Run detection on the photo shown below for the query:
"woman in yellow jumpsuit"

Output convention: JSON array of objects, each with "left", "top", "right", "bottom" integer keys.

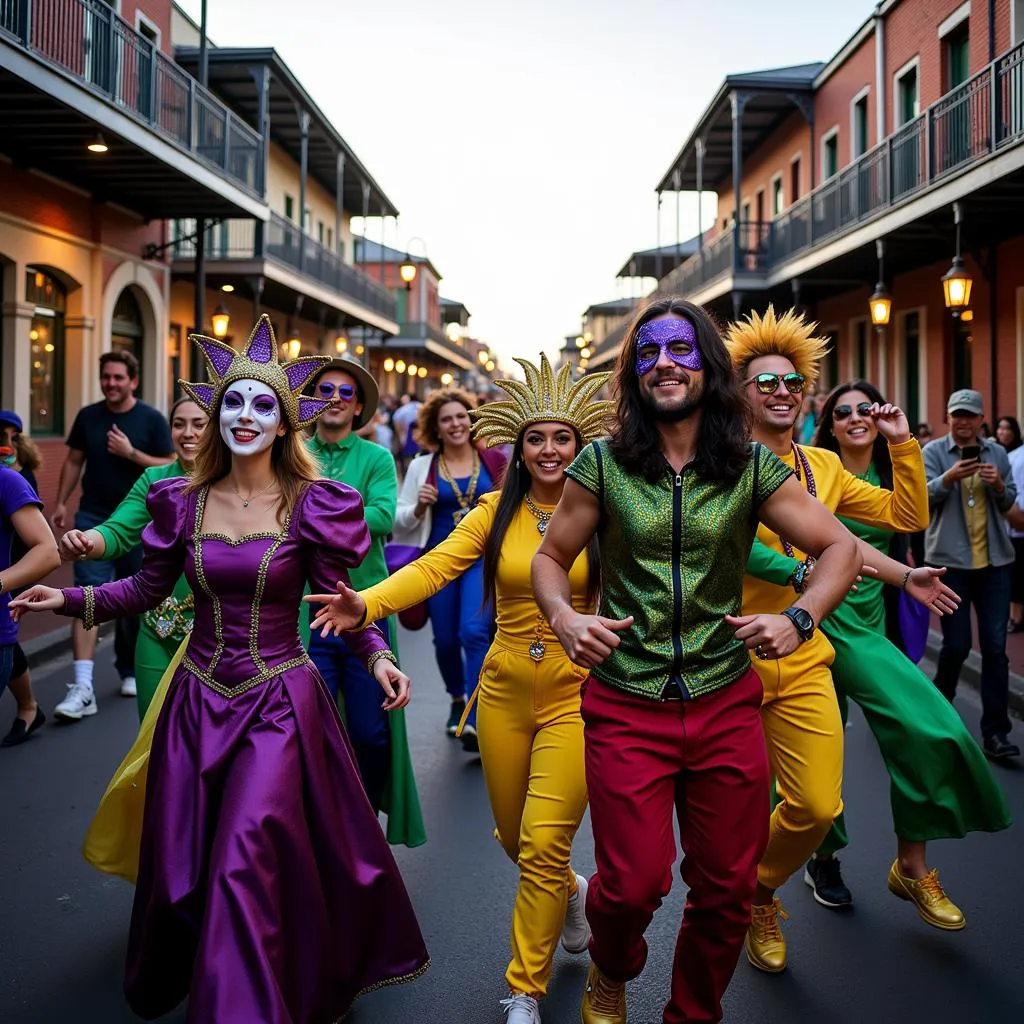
[{"left": 308, "top": 355, "right": 610, "bottom": 1024}]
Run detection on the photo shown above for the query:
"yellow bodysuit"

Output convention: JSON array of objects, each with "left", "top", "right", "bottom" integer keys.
[
  {"left": 362, "top": 490, "right": 592, "bottom": 999},
  {"left": 743, "top": 438, "right": 928, "bottom": 890}
]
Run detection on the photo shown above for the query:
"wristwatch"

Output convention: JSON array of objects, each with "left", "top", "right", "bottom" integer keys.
[{"left": 782, "top": 606, "right": 815, "bottom": 643}]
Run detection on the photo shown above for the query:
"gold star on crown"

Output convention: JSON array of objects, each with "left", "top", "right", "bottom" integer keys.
[{"left": 471, "top": 353, "right": 612, "bottom": 447}]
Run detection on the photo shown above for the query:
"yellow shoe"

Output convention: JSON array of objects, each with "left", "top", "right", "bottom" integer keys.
[
  {"left": 887, "top": 861, "right": 966, "bottom": 931},
  {"left": 745, "top": 898, "right": 789, "bottom": 973},
  {"left": 580, "top": 963, "right": 627, "bottom": 1024}
]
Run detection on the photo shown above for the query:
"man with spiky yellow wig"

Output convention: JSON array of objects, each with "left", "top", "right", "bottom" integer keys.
[
  {"left": 306, "top": 355, "right": 611, "bottom": 1024},
  {"left": 725, "top": 305, "right": 948, "bottom": 974}
]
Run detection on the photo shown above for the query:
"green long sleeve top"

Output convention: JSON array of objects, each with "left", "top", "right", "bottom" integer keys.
[
  {"left": 94, "top": 460, "right": 193, "bottom": 638},
  {"left": 306, "top": 432, "right": 397, "bottom": 591}
]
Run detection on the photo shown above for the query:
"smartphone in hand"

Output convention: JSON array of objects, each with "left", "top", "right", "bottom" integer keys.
[{"left": 960, "top": 444, "right": 982, "bottom": 461}]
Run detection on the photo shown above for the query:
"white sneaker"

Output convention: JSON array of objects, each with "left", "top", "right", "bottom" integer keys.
[
  {"left": 500, "top": 993, "right": 541, "bottom": 1024},
  {"left": 54, "top": 683, "right": 98, "bottom": 721},
  {"left": 120, "top": 676, "right": 137, "bottom": 698},
  {"left": 561, "top": 872, "right": 591, "bottom": 954}
]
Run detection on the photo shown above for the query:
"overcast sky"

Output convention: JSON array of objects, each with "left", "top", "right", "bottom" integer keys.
[{"left": 185, "top": 0, "right": 865, "bottom": 364}]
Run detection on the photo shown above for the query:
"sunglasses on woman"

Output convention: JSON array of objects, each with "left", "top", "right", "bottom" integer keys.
[
  {"left": 746, "top": 372, "right": 806, "bottom": 395},
  {"left": 317, "top": 382, "right": 357, "bottom": 401},
  {"left": 833, "top": 401, "right": 873, "bottom": 421}
]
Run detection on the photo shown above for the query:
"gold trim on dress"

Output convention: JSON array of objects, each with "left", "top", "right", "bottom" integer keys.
[
  {"left": 82, "top": 585, "right": 96, "bottom": 630},
  {"left": 182, "top": 653, "right": 313, "bottom": 699}
]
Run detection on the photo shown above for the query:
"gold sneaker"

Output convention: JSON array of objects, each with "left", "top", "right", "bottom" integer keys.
[
  {"left": 745, "top": 898, "right": 789, "bottom": 973},
  {"left": 887, "top": 861, "right": 966, "bottom": 931},
  {"left": 580, "top": 962, "right": 627, "bottom": 1024}
]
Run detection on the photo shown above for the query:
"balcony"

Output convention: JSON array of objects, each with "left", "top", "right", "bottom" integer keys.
[
  {"left": 656, "top": 40, "right": 1024, "bottom": 303},
  {"left": 0, "top": 0, "right": 265, "bottom": 218},
  {"left": 172, "top": 214, "right": 398, "bottom": 327}
]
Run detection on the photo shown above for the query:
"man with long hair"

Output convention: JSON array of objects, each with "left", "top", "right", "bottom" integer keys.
[
  {"left": 726, "top": 306, "right": 954, "bottom": 973},
  {"left": 532, "top": 298, "right": 861, "bottom": 1024}
]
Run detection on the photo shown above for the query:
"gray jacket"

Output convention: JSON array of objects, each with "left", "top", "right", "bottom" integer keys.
[{"left": 922, "top": 434, "right": 1016, "bottom": 569}]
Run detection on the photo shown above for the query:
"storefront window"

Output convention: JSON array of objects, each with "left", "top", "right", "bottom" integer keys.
[
  {"left": 111, "top": 287, "right": 145, "bottom": 399},
  {"left": 26, "top": 268, "right": 66, "bottom": 436}
]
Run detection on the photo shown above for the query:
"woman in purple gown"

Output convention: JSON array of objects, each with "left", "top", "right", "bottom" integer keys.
[{"left": 12, "top": 316, "right": 429, "bottom": 1023}]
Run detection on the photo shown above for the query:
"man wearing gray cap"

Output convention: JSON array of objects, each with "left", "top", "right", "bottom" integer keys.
[{"left": 922, "top": 388, "right": 1019, "bottom": 760}]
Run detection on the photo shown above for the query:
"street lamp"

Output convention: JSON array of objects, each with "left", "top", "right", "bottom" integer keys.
[
  {"left": 441, "top": 372, "right": 453, "bottom": 385},
  {"left": 417, "top": 366, "right": 427, "bottom": 378},
  {"left": 942, "top": 202, "right": 973, "bottom": 318},
  {"left": 477, "top": 349, "right": 489, "bottom": 365},
  {"left": 399, "top": 257, "right": 417, "bottom": 289},
  {"left": 211, "top": 305, "right": 231, "bottom": 338},
  {"left": 575, "top": 336, "right": 585, "bottom": 349},
  {"left": 485, "top": 360, "right": 495, "bottom": 372},
  {"left": 335, "top": 336, "right": 348, "bottom": 354},
  {"left": 580, "top": 346, "right": 592, "bottom": 359},
  {"left": 286, "top": 339, "right": 301, "bottom": 359},
  {"left": 869, "top": 240, "right": 891, "bottom": 328},
  {"left": 408, "top": 363, "right": 418, "bottom": 376},
  {"left": 395, "top": 359, "right": 407, "bottom": 373},
  {"left": 383, "top": 357, "right": 395, "bottom": 372}
]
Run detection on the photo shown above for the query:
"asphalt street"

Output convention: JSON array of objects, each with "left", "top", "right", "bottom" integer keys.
[{"left": 1, "top": 625, "right": 1022, "bottom": 1024}]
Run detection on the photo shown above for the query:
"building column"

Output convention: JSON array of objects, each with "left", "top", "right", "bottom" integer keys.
[
  {"left": 731, "top": 91, "right": 746, "bottom": 228},
  {"left": 64, "top": 315, "right": 97, "bottom": 421},
  {"left": 695, "top": 138, "right": 706, "bottom": 264},
  {"left": 0, "top": 297, "right": 34, "bottom": 416}
]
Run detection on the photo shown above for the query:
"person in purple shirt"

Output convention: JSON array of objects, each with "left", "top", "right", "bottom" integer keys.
[{"left": 0, "top": 462, "right": 60, "bottom": 703}]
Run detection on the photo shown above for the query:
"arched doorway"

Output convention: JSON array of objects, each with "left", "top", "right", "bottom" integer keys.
[
  {"left": 111, "top": 287, "right": 145, "bottom": 398},
  {"left": 26, "top": 266, "right": 67, "bottom": 435}
]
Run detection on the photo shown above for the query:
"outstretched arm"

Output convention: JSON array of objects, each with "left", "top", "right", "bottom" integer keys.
[{"left": 727, "top": 477, "right": 860, "bottom": 659}]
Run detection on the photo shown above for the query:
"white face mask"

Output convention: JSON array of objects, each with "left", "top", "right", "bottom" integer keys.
[{"left": 219, "top": 379, "right": 282, "bottom": 456}]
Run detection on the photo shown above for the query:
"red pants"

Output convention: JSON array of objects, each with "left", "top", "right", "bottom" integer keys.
[{"left": 581, "top": 670, "right": 769, "bottom": 1024}]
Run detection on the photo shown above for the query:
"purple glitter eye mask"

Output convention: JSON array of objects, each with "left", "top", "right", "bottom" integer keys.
[{"left": 634, "top": 318, "right": 703, "bottom": 375}]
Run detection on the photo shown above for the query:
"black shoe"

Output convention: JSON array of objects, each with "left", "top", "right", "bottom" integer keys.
[
  {"left": 803, "top": 857, "right": 853, "bottom": 910},
  {"left": 983, "top": 734, "right": 1021, "bottom": 760},
  {"left": 1008, "top": 619, "right": 1024, "bottom": 634},
  {"left": 446, "top": 700, "right": 466, "bottom": 737},
  {"left": 460, "top": 723, "right": 479, "bottom": 753},
  {"left": 1, "top": 708, "right": 46, "bottom": 748}
]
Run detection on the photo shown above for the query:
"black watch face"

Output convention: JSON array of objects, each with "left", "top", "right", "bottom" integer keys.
[{"left": 790, "top": 608, "right": 814, "bottom": 635}]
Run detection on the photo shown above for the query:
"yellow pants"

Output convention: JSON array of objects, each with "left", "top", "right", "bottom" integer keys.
[
  {"left": 473, "top": 635, "right": 590, "bottom": 998},
  {"left": 753, "top": 634, "right": 844, "bottom": 891}
]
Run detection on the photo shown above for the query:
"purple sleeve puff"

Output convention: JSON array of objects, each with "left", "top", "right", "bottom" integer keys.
[
  {"left": 61, "top": 478, "right": 188, "bottom": 627},
  {"left": 298, "top": 480, "right": 392, "bottom": 666}
]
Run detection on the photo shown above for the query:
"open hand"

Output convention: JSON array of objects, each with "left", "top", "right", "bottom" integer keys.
[
  {"left": 552, "top": 611, "right": 634, "bottom": 669},
  {"left": 373, "top": 659, "right": 411, "bottom": 711},
  {"left": 869, "top": 403, "right": 911, "bottom": 444},
  {"left": 725, "top": 613, "right": 801, "bottom": 660},
  {"left": 8, "top": 585, "right": 65, "bottom": 621},
  {"left": 905, "top": 567, "right": 960, "bottom": 616},
  {"left": 304, "top": 580, "right": 368, "bottom": 637},
  {"left": 60, "top": 529, "right": 94, "bottom": 562}
]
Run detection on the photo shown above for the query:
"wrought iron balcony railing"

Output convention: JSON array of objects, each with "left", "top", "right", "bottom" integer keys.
[
  {"left": 172, "top": 215, "right": 398, "bottom": 322},
  {"left": 0, "top": 0, "right": 262, "bottom": 194},
  {"left": 652, "top": 39, "right": 1024, "bottom": 301}
]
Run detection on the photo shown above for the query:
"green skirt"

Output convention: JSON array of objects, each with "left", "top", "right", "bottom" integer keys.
[{"left": 821, "top": 603, "right": 1011, "bottom": 844}]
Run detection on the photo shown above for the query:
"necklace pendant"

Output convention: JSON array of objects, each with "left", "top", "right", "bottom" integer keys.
[
  {"left": 242, "top": 499, "right": 249, "bottom": 508},
  {"left": 536, "top": 519, "right": 547, "bottom": 536},
  {"left": 967, "top": 494, "right": 976, "bottom": 508},
  {"left": 453, "top": 509, "right": 467, "bottom": 525},
  {"left": 529, "top": 641, "right": 546, "bottom": 661}
]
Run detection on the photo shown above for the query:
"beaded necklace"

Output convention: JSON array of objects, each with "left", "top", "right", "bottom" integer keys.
[{"left": 780, "top": 443, "right": 817, "bottom": 558}]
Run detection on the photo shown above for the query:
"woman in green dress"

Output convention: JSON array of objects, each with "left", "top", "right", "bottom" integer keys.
[
  {"left": 749, "top": 379, "right": 1010, "bottom": 929},
  {"left": 59, "top": 398, "right": 206, "bottom": 719}
]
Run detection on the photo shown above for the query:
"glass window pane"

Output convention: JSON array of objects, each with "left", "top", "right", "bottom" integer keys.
[{"left": 29, "top": 313, "right": 64, "bottom": 435}]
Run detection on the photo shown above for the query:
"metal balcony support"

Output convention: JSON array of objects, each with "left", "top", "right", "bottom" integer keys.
[
  {"left": 335, "top": 152, "right": 346, "bottom": 260},
  {"left": 15, "top": 0, "right": 31, "bottom": 45},
  {"left": 298, "top": 109, "right": 310, "bottom": 273},
  {"left": 695, "top": 138, "right": 706, "bottom": 267},
  {"left": 730, "top": 91, "right": 751, "bottom": 257}
]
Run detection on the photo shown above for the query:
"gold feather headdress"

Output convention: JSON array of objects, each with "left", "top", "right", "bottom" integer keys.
[
  {"left": 724, "top": 304, "right": 831, "bottom": 388},
  {"left": 471, "top": 354, "right": 612, "bottom": 447},
  {"left": 179, "top": 314, "right": 333, "bottom": 430}
]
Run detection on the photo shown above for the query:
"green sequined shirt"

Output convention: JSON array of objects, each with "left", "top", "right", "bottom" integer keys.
[{"left": 565, "top": 439, "right": 792, "bottom": 700}]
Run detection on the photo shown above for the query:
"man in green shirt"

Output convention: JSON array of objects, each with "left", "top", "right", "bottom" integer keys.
[
  {"left": 306, "top": 358, "right": 424, "bottom": 847},
  {"left": 532, "top": 300, "right": 860, "bottom": 1024}
]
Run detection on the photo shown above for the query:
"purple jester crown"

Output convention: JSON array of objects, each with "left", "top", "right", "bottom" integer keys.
[{"left": 179, "top": 314, "right": 334, "bottom": 430}]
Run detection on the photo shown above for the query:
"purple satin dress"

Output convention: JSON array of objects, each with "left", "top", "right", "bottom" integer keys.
[{"left": 61, "top": 477, "right": 429, "bottom": 1023}]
